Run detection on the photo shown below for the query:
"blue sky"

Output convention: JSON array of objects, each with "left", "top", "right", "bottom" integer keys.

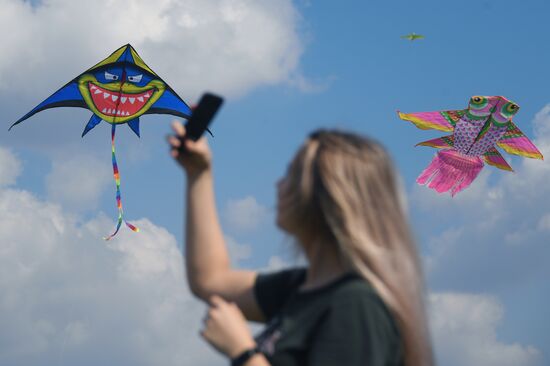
[{"left": 1, "top": 0, "right": 549, "bottom": 365}]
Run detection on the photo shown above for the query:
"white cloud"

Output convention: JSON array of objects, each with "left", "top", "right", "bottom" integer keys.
[
  {"left": 0, "top": 0, "right": 305, "bottom": 100},
  {"left": 537, "top": 213, "right": 550, "bottom": 232},
  {"left": 429, "top": 292, "right": 541, "bottom": 366},
  {"left": 0, "top": 146, "right": 21, "bottom": 187},
  {"left": 224, "top": 195, "right": 269, "bottom": 232},
  {"left": 0, "top": 186, "right": 226, "bottom": 365},
  {"left": 266, "top": 255, "right": 291, "bottom": 271},
  {"left": 45, "top": 154, "right": 111, "bottom": 211},
  {"left": 412, "top": 106, "right": 550, "bottom": 363},
  {"left": 225, "top": 235, "right": 253, "bottom": 264}
]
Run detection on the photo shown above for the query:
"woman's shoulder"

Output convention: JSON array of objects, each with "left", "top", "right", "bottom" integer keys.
[
  {"left": 326, "top": 274, "right": 396, "bottom": 325},
  {"left": 332, "top": 274, "right": 377, "bottom": 297},
  {"left": 256, "top": 267, "right": 307, "bottom": 290},
  {"left": 254, "top": 267, "right": 307, "bottom": 321}
]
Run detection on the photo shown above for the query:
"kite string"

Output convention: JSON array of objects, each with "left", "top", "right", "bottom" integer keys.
[{"left": 104, "top": 124, "right": 139, "bottom": 240}]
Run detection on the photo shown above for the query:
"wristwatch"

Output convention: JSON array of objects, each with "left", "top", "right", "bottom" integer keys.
[{"left": 231, "top": 346, "right": 261, "bottom": 366}]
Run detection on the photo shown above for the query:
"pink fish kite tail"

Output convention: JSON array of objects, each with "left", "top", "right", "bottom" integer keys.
[
  {"left": 104, "top": 124, "right": 139, "bottom": 240},
  {"left": 417, "top": 149, "right": 484, "bottom": 196}
]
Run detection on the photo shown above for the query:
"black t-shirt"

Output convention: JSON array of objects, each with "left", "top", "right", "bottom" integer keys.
[{"left": 253, "top": 268, "right": 404, "bottom": 366}]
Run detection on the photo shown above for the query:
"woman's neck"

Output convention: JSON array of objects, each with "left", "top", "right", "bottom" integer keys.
[{"left": 299, "top": 237, "right": 351, "bottom": 291}]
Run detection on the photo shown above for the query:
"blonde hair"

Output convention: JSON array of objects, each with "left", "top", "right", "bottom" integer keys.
[{"left": 278, "top": 129, "right": 433, "bottom": 366}]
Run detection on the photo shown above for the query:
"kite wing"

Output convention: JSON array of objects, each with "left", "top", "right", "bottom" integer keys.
[
  {"left": 398, "top": 110, "right": 463, "bottom": 132},
  {"left": 483, "top": 148, "right": 513, "bottom": 172},
  {"left": 497, "top": 122, "right": 544, "bottom": 160},
  {"left": 9, "top": 82, "right": 86, "bottom": 130}
]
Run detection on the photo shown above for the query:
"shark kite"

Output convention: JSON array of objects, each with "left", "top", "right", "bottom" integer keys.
[{"left": 10, "top": 44, "right": 192, "bottom": 239}]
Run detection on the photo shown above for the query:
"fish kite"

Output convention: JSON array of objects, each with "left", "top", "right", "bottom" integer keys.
[
  {"left": 398, "top": 96, "right": 544, "bottom": 195},
  {"left": 9, "top": 44, "right": 192, "bottom": 239},
  {"left": 401, "top": 33, "right": 424, "bottom": 41}
]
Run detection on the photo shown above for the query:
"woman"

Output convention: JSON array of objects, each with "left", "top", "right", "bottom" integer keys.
[{"left": 167, "top": 123, "right": 433, "bottom": 366}]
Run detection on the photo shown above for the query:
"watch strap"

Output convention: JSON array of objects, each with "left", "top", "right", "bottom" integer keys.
[{"left": 231, "top": 346, "right": 261, "bottom": 366}]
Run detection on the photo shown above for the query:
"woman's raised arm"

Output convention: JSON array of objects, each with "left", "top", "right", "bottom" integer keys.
[{"left": 168, "top": 120, "right": 265, "bottom": 322}]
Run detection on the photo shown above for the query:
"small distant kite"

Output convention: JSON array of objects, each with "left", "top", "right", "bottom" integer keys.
[
  {"left": 9, "top": 44, "right": 192, "bottom": 239},
  {"left": 401, "top": 33, "right": 424, "bottom": 41},
  {"left": 398, "top": 96, "right": 544, "bottom": 195}
]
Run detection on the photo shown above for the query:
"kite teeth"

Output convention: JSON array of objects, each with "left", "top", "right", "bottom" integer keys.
[
  {"left": 102, "top": 108, "right": 107, "bottom": 113},
  {"left": 121, "top": 97, "right": 127, "bottom": 104},
  {"left": 137, "top": 96, "right": 144, "bottom": 102},
  {"left": 144, "top": 93, "right": 150, "bottom": 98},
  {"left": 112, "top": 95, "right": 118, "bottom": 102},
  {"left": 90, "top": 85, "right": 97, "bottom": 90},
  {"left": 94, "top": 89, "right": 102, "bottom": 95},
  {"left": 126, "top": 111, "right": 130, "bottom": 116},
  {"left": 103, "top": 92, "right": 110, "bottom": 99},
  {"left": 129, "top": 97, "right": 135, "bottom": 104}
]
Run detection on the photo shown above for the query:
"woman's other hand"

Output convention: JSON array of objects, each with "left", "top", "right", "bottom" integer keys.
[
  {"left": 201, "top": 295, "right": 257, "bottom": 358},
  {"left": 167, "top": 120, "right": 212, "bottom": 178}
]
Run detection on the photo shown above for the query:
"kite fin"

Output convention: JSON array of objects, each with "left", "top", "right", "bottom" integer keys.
[
  {"left": 127, "top": 118, "right": 140, "bottom": 138},
  {"left": 82, "top": 114, "right": 103, "bottom": 137},
  {"left": 416, "top": 135, "right": 454, "bottom": 149},
  {"left": 483, "top": 148, "right": 513, "bottom": 172},
  {"left": 417, "top": 149, "right": 484, "bottom": 196}
]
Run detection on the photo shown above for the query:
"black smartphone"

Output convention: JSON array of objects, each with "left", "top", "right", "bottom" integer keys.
[{"left": 185, "top": 92, "right": 224, "bottom": 141}]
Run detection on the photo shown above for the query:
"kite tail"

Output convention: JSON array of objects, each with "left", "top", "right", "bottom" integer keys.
[
  {"left": 417, "top": 149, "right": 484, "bottom": 196},
  {"left": 104, "top": 124, "right": 139, "bottom": 240}
]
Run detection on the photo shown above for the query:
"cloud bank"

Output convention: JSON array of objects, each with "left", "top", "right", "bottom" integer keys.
[
  {"left": 430, "top": 293, "right": 541, "bottom": 366},
  {"left": 0, "top": 149, "right": 226, "bottom": 365},
  {"left": 0, "top": 0, "right": 305, "bottom": 101},
  {"left": 0, "top": 147, "right": 543, "bottom": 365},
  {"left": 414, "top": 105, "right": 550, "bottom": 291}
]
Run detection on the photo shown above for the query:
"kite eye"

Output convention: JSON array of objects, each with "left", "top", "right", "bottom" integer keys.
[
  {"left": 105, "top": 71, "right": 119, "bottom": 81},
  {"left": 506, "top": 103, "right": 519, "bottom": 113},
  {"left": 128, "top": 74, "right": 143, "bottom": 83},
  {"left": 471, "top": 96, "right": 484, "bottom": 104}
]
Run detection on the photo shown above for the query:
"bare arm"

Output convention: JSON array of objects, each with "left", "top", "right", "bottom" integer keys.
[{"left": 168, "top": 120, "right": 265, "bottom": 322}]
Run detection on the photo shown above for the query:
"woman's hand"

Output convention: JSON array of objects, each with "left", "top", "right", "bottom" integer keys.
[
  {"left": 167, "top": 120, "right": 212, "bottom": 178},
  {"left": 201, "top": 295, "right": 257, "bottom": 358}
]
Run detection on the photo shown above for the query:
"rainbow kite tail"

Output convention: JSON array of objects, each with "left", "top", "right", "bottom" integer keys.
[
  {"left": 417, "top": 149, "right": 484, "bottom": 196},
  {"left": 104, "top": 124, "right": 139, "bottom": 240}
]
